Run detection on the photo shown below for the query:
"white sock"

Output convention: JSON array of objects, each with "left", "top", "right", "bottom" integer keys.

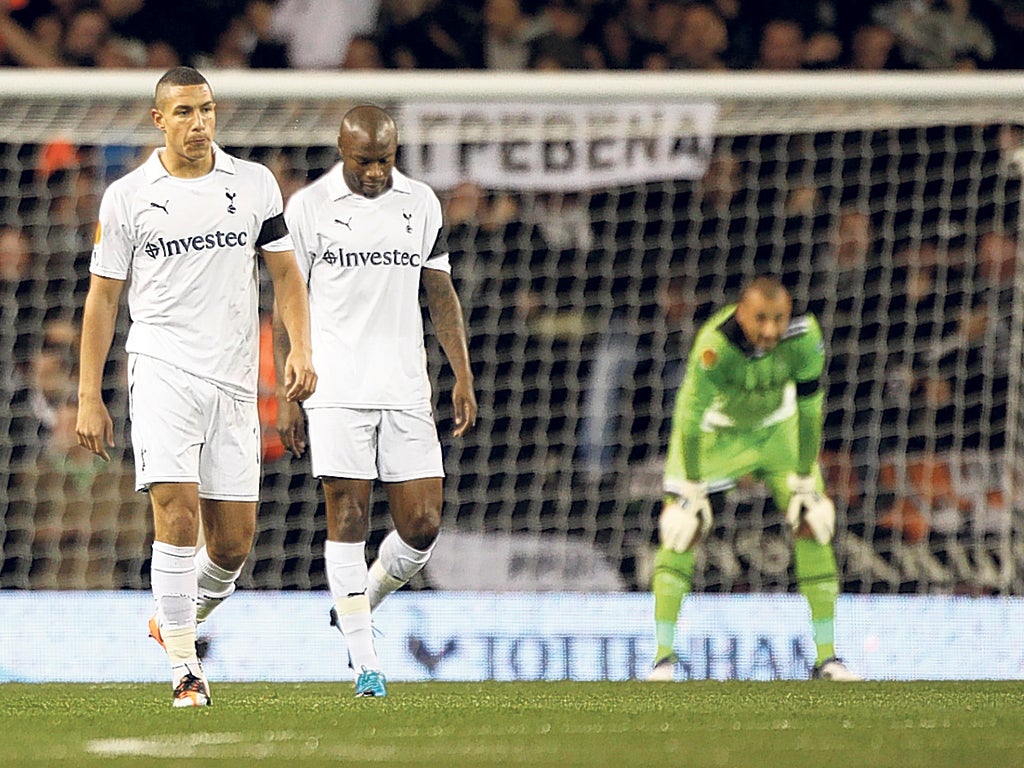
[
  {"left": 367, "top": 531, "right": 434, "bottom": 610},
  {"left": 324, "top": 540, "right": 378, "bottom": 673},
  {"left": 367, "top": 560, "right": 406, "bottom": 610},
  {"left": 150, "top": 541, "right": 199, "bottom": 672},
  {"left": 195, "top": 545, "right": 242, "bottom": 623}
]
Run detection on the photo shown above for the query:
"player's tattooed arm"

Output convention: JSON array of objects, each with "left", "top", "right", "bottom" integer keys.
[{"left": 422, "top": 269, "right": 477, "bottom": 437}]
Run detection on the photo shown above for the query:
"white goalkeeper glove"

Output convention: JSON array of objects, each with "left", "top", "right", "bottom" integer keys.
[
  {"left": 659, "top": 479, "right": 713, "bottom": 552},
  {"left": 786, "top": 473, "right": 836, "bottom": 545}
]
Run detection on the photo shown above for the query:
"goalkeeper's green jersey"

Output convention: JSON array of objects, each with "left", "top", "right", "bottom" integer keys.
[{"left": 667, "top": 303, "right": 826, "bottom": 481}]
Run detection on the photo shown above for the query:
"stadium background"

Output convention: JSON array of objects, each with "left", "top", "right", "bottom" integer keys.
[{"left": 2, "top": 0, "right": 1024, "bottom": 680}]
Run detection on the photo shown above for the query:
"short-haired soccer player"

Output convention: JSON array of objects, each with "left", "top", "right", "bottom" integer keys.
[
  {"left": 76, "top": 66, "right": 317, "bottom": 707},
  {"left": 647, "top": 275, "right": 861, "bottom": 681},
  {"left": 275, "top": 104, "right": 477, "bottom": 697}
]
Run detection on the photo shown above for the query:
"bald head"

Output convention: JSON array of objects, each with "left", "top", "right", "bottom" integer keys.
[
  {"left": 735, "top": 275, "right": 792, "bottom": 352},
  {"left": 740, "top": 275, "right": 789, "bottom": 305},
  {"left": 340, "top": 104, "right": 396, "bottom": 145},
  {"left": 338, "top": 104, "right": 398, "bottom": 198}
]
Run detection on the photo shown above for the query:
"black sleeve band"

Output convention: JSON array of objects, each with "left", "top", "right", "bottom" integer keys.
[
  {"left": 427, "top": 225, "right": 448, "bottom": 261},
  {"left": 795, "top": 378, "right": 820, "bottom": 398},
  {"left": 256, "top": 213, "right": 288, "bottom": 248}
]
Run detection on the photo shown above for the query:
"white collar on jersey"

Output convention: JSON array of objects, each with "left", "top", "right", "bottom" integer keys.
[
  {"left": 141, "top": 142, "right": 237, "bottom": 183},
  {"left": 326, "top": 163, "right": 412, "bottom": 201}
]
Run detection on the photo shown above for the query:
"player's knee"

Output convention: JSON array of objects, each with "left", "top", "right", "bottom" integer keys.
[
  {"left": 393, "top": 503, "right": 440, "bottom": 550},
  {"left": 205, "top": 539, "right": 251, "bottom": 571},
  {"left": 333, "top": 507, "right": 370, "bottom": 538},
  {"left": 654, "top": 546, "right": 695, "bottom": 578},
  {"left": 157, "top": 509, "right": 199, "bottom": 541},
  {"left": 401, "top": 517, "right": 440, "bottom": 551},
  {"left": 151, "top": 501, "right": 200, "bottom": 546},
  {"left": 201, "top": 515, "right": 256, "bottom": 569},
  {"left": 324, "top": 495, "right": 371, "bottom": 539}
]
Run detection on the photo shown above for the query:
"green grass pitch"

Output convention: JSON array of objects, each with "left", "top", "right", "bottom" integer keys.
[{"left": 1, "top": 681, "right": 1019, "bottom": 767}]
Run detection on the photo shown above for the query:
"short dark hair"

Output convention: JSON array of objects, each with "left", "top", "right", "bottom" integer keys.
[{"left": 155, "top": 66, "right": 210, "bottom": 101}]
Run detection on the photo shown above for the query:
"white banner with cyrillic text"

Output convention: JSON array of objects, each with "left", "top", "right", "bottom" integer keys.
[{"left": 399, "top": 102, "right": 719, "bottom": 191}]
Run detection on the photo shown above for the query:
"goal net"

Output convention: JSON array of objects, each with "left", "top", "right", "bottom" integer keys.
[{"left": 0, "top": 71, "right": 1021, "bottom": 597}]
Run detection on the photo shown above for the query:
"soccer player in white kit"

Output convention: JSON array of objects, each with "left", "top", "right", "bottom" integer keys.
[
  {"left": 76, "top": 67, "right": 317, "bottom": 707},
  {"left": 276, "top": 105, "right": 477, "bottom": 697}
]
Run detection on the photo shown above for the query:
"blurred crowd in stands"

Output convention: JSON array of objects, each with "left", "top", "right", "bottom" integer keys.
[
  {"left": 2, "top": 0, "right": 1024, "bottom": 72},
  {"left": 1, "top": 0, "right": 1021, "bottom": 593}
]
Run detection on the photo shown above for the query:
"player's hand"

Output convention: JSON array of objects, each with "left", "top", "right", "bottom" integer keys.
[
  {"left": 283, "top": 348, "right": 317, "bottom": 402},
  {"left": 658, "top": 480, "right": 712, "bottom": 552},
  {"left": 75, "top": 396, "right": 113, "bottom": 462},
  {"left": 451, "top": 377, "right": 477, "bottom": 438},
  {"left": 277, "top": 399, "right": 308, "bottom": 457},
  {"left": 785, "top": 473, "right": 835, "bottom": 544}
]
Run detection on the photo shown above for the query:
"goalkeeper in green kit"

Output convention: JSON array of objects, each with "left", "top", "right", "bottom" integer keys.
[{"left": 648, "top": 275, "right": 861, "bottom": 681}]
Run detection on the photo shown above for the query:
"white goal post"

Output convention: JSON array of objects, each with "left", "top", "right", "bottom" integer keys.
[{"left": 0, "top": 70, "right": 1020, "bottom": 596}]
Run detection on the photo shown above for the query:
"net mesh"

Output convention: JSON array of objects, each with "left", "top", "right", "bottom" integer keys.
[{"left": 0, "top": 73, "right": 1021, "bottom": 595}]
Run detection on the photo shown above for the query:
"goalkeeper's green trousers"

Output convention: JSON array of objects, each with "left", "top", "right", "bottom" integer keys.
[{"left": 651, "top": 540, "right": 839, "bottom": 665}]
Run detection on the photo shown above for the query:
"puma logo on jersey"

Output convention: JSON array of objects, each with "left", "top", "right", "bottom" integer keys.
[
  {"left": 402, "top": 211, "right": 413, "bottom": 233},
  {"left": 335, "top": 218, "right": 352, "bottom": 230},
  {"left": 150, "top": 200, "right": 169, "bottom": 214},
  {"left": 225, "top": 189, "right": 237, "bottom": 214}
]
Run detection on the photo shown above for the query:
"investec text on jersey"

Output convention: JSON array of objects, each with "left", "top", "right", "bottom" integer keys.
[{"left": 144, "top": 230, "right": 248, "bottom": 259}]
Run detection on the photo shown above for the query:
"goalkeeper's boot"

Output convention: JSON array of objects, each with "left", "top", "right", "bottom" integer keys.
[
  {"left": 354, "top": 666, "right": 387, "bottom": 698},
  {"left": 811, "top": 657, "right": 862, "bottom": 681},
  {"left": 645, "top": 653, "right": 678, "bottom": 682},
  {"left": 149, "top": 614, "right": 209, "bottom": 659},
  {"left": 172, "top": 662, "right": 211, "bottom": 708}
]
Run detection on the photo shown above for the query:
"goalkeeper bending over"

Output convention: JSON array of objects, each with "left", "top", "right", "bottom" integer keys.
[{"left": 648, "top": 275, "right": 860, "bottom": 681}]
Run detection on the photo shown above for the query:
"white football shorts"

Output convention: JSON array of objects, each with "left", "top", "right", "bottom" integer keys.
[
  {"left": 128, "top": 353, "right": 260, "bottom": 501},
  {"left": 305, "top": 405, "right": 444, "bottom": 482}
]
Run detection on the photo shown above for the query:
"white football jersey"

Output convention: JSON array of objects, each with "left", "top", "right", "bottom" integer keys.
[
  {"left": 286, "top": 165, "right": 450, "bottom": 409},
  {"left": 90, "top": 146, "right": 293, "bottom": 401}
]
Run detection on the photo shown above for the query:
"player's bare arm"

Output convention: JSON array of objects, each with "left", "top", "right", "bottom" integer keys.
[
  {"left": 422, "top": 268, "right": 477, "bottom": 437},
  {"left": 263, "top": 247, "right": 317, "bottom": 403},
  {"left": 76, "top": 274, "right": 124, "bottom": 462},
  {"left": 270, "top": 303, "right": 307, "bottom": 457}
]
